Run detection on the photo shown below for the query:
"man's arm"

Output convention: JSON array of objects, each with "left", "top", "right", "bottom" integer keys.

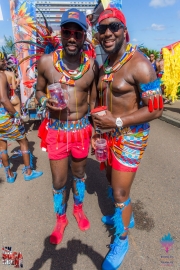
[
  {"left": 89, "top": 60, "right": 99, "bottom": 111},
  {"left": 120, "top": 56, "right": 163, "bottom": 127},
  {"left": 36, "top": 55, "right": 48, "bottom": 101},
  {"left": 0, "top": 73, "right": 17, "bottom": 115}
]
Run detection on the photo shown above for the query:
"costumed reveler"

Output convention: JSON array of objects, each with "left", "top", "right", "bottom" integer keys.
[
  {"left": 91, "top": 7, "right": 163, "bottom": 269},
  {"left": 3, "top": 53, "right": 21, "bottom": 115},
  {"left": 35, "top": 9, "right": 98, "bottom": 245},
  {"left": 0, "top": 51, "right": 43, "bottom": 182}
]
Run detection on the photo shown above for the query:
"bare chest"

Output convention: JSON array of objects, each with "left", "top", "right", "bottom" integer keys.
[{"left": 98, "top": 70, "right": 133, "bottom": 95}]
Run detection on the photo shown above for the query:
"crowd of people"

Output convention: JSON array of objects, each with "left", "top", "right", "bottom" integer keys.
[{"left": 0, "top": 7, "right": 164, "bottom": 270}]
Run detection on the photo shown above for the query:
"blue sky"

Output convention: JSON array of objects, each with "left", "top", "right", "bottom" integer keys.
[{"left": 0, "top": 0, "right": 180, "bottom": 52}]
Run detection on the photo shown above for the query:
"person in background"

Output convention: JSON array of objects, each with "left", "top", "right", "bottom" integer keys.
[
  {"left": 0, "top": 51, "right": 43, "bottom": 182},
  {"left": 149, "top": 53, "right": 158, "bottom": 75},
  {"left": 5, "top": 54, "right": 21, "bottom": 114},
  {"left": 83, "top": 9, "right": 96, "bottom": 58},
  {"left": 91, "top": 8, "right": 163, "bottom": 269}
]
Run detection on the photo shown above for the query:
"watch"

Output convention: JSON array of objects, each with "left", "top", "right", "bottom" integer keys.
[{"left": 116, "top": 117, "right": 123, "bottom": 128}]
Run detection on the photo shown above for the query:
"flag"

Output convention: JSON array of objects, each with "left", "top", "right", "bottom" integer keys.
[
  {"left": 101, "top": 0, "right": 122, "bottom": 10},
  {"left": 0, "top": 5, "right": 3, "bottom": 21}
]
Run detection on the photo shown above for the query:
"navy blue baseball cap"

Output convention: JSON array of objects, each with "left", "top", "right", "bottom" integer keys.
[{"left": 60, "top": 8, "right": 87, "bottom": 31}]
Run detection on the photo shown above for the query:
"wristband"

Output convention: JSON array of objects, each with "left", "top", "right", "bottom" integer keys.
[
  {"left": 13, "top": 111, "right": 20, "bottom": 118},
  {"left": 39, "top": 96, "right": 48, "bottom": 109}
]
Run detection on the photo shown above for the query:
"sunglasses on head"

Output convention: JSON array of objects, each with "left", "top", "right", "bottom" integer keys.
[
  {"left": 97, "top": 22, "right": 124, "bottom": 35},
  {"left": 61, "top": 28, "right": 85, "bottom": 41}
]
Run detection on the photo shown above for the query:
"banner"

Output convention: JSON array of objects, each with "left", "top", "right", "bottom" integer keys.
[
  {"left": 9, "top": 0, "right": 36, "bottom": 104},
  {"left": 101, "top": 0, "right": 122, "bottom": 10}
]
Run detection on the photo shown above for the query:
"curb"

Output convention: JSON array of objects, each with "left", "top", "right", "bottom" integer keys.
[{"left": 160, "top": 114, "right": 180, "bottom": 128}]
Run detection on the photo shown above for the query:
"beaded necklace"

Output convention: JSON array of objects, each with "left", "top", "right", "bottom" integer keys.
[
  {"left": 53, "top": 49, "right": 90, "bottom": 86},
  {"left": 102, "top": 43, "right": 136, "bottom": 82},
  {"left": 101, "top": 44, "right": 136, "bottom": 111}
]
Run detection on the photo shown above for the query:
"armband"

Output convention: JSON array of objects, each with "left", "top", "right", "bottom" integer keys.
[
  {"left": 39, "top": 96, "right": 48, "bottom": 109},
  {"left": 140, "top": 79, "right": 163, "bottom": 112},
  {"left": 13, "top": 111, "right": 20, "bottom": 118}
]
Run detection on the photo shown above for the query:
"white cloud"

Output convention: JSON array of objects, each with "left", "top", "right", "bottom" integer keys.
[
  {"left": 0, "top": 5, "right": 3, "bottom": 21},
  {"left": 149, "top": 0, "right": 176, "bottom": 7},
  {"left": 151, "top": 23, "right": 165, "bottom": 30},
  {"left": 132, "top": 38, "right": 138, "bottom": 42}
]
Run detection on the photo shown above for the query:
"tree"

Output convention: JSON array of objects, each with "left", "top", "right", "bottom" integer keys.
[
  {"left": 0, "top": 36, "right": 16, "bottom": 55},
  {"left": 138, "top": 45, "right": 160, "bottom": 59}
]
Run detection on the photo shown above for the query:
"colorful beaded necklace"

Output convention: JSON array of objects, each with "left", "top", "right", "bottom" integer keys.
[
  {"left": 53, "top": 49, "right": 90, "bottom": 86},
  {"left": 102, "top": 43, "right": 136, "bottom": 82}
]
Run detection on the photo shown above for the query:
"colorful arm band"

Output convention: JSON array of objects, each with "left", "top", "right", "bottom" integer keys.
[
  {"left": 13, "top": 111, "right": 20, "bottom": 118},
  {"left": 140, "top": 79, "right": 163, "bottom": 112},
  {"left": 39, "top": 96, "right": 48, "bottom": 109}
]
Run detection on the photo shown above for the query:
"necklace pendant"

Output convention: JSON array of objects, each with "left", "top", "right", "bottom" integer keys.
[
  {"left": 69, "top": 70, "right": 78, "bottom": 75},
  {"left": 106, "top": 66, "right": 112, "bottom": 73}
]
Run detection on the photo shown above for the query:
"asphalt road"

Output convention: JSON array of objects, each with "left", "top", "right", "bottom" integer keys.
[{"left": 0, "top": 119, "right": 180, "bottom": 270}]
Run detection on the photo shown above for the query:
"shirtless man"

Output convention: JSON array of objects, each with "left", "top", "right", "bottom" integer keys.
[
  {"left": 36, "top": 8, "right": 98, "bottom": 245},
  {"left": 0, "top": 51, "right": 43, "bottom": 182},
  {"left": 91, "top": 8, "right": 163, "bottom": 269}
]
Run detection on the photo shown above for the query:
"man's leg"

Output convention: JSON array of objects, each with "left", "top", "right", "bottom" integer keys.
[
  {"left": 71, "top": 156, "right": 90, "bottom": 231},
  {"left": 0, "top": 140, "right": 17, "bottom": 183},
  {"left": 16, "top": 137, "right": 43, "bottom": 181},
  {"left": 102, "top": 169, "right": 136, "bottom": 270},
  {"left": 49, "top": 157, "right": 69, "bottom": 245}
]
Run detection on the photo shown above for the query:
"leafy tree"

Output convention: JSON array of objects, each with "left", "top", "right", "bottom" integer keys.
[
  {"left": 0, "top": 36, "right": 16, "bottom": 55},
  {"left": 138, "top": 46, "right": 160, "bottom": 60}
]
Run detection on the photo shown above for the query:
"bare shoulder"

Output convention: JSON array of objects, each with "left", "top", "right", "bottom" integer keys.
[
  {"left": 37, "top": 53, "right": 53, "bottom": 69},
  {"left": 132, "top": 50, "right": 157, "bottom": 83}
]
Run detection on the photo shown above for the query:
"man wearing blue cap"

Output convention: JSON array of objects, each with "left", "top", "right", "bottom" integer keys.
[{"left": 36, "top": 8, "right": 98, "bottom": 245}]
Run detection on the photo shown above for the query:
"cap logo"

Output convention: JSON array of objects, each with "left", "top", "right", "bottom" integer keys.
[{"left": 68, "top": 12, "right": 79, "bottom": 20}]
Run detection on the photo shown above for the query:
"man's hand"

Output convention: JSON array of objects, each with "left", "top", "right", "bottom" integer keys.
[
  {"left": 92, "top": 111, "right": 116, "bottom": 130},
  {"left": 46, "top": 98, "right": 66, "bottom": 111},
  {"left": 91, "top": 133, "right": 101, "bottom": 151}
]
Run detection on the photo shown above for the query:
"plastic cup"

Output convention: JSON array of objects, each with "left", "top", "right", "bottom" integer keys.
[
  {"left": 95, "top": 138, "right": 108, "bottom": 162},
  {"left": 48, "top": 83, "right": 67, "bottom": 109}
]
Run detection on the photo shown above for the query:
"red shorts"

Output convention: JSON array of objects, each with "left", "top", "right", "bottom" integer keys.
[{"left": 46, "top": 116, "right": 92, "bottom": 160}]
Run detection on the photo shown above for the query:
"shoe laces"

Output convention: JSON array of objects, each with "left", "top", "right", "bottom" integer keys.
[{"left": 107, "top": 242, "right": 121, "bottom": 257}]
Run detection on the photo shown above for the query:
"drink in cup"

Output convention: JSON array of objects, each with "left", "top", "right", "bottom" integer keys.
[
  {"left": 48, "top": 83, "right": 67, "bottom": 109},
  {"left": 95, "top": 138, "right": 108, "bottom": 162}
]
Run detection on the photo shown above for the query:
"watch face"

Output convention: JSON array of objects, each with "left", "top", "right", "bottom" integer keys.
[{"left": 116, "top": 118, "right": 122, "bottom": 127}]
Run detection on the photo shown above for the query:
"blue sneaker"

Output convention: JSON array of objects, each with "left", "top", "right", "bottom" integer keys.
[
  {"left": 7, "top": 172, "right": 17, "bottom": 183},
  {"left": 24, "top": 170, "right": 43, "bottom": 181},
  {"left": 102, "top": 236, "right": 129, "bottom": 270},
  {"left": 102, "top": 213, "right": 135, "bottom": 228}
]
